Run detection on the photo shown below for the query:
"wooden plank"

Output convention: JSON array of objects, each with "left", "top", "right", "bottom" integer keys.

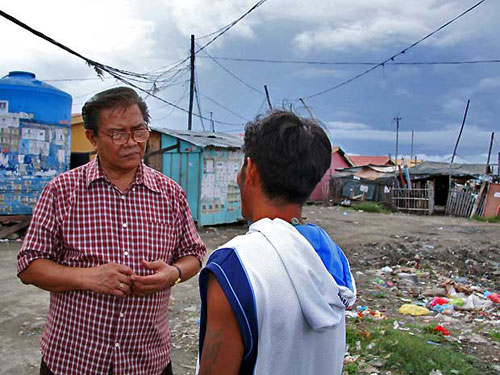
[
  {"left": 0, "top": 220, "right": 30, "bottom": 239},
  {"left": 470, "top": 181, "right": 487, "bottom": 218},
  {"left": 0, "top": 215, "right": 31, "bottom": 224}
]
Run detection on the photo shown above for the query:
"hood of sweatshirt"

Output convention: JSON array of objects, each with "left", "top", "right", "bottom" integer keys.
[{"left": 249, "top": 218, "right": 356, "bottom": 331}]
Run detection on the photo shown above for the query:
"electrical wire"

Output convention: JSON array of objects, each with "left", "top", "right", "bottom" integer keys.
[
  {"left": 194, "top": 71, "right": 206, "bottom": 131},
  {"left": 197, "top": 55, "right": 500, "bottom": 66},
  {"left": 194, "top": 0, "right": 267, "bottom": 54},
  {"left": 43, "top": 77, "right": 114, "bottom": 82},
  {"left": 255, "top": 97, "right": 267, "bottom": 117},
  {"left": 196, "top": 43, "right": 264, "bottom": 95},
  {"left": 0, "top": 8, "right": 244, "bottom": 126},
  {"left": 151, "top": 83, "right": 190, "bottom": 122},
  {"left": 302, "top": 0, "right": 489, "bottom": 100},
  {"left": 198, "top": 92, "right": 249, "bottom": 122}
]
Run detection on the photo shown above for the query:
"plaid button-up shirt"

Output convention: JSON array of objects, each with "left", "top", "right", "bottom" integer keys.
[{"left": 18, "top": 158, "right": 206, "bottom": 375}]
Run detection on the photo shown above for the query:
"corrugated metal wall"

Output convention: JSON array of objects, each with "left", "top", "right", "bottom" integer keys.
[{"left": 159, "top": 133, "right": 243, "bottom": 226}]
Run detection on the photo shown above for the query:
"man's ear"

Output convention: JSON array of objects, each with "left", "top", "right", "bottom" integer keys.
[
  {"left": 85, "top": 129, "right": 97, "bottom": 148},
  {"left": 245, "top": 157, "right": 260, "bottom": 187}
]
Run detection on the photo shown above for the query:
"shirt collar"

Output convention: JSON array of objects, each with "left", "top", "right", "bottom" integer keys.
[{"left": 85, "top": 157, "right": 161, "bottom": 193}]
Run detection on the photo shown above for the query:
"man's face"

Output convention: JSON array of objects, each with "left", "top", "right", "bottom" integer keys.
[{"left": 88, "top": 104, "right": 147, "bottom": 174}]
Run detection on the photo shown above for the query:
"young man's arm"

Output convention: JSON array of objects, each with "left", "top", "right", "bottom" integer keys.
[{"left": 199, "top": 272, "right": 244, "bottom": 375}]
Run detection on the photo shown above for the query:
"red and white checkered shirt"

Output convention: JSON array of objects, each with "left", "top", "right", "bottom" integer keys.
[{"left": 18, "top": 158, "right": 206, "bottom": 375}]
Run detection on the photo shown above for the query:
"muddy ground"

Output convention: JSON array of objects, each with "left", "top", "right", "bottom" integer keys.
[{"left": 0, "top": 205, "right": 498, "bottom": 374}]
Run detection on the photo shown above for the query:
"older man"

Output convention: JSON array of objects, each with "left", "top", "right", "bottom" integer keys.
[
  {"left": 18, "top": 87, "right": 206, "bottom": 375},
  {"left": 198, "top": 111, "right": 356, "bottom": 375}
]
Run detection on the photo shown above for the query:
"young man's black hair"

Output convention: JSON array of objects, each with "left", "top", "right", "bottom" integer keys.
[{"left": 242, "top": 110, "right": 332, "bottom": 204}]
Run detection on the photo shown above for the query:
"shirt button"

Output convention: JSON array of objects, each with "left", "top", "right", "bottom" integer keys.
[
  {"left": 115, "top": 343, "right": 120, "bottom": 348},
  {"left": 121, "top": 195, "right": 126, "bottom": 200},
  {"left": 120, "top": 313, "right": 124, "bottom": 318},
  {"left": 124, "top": 251, "right": 129, "bottom": 256},
  {"left": 122, "top": 223, "right": 128, "bottom": 228}
]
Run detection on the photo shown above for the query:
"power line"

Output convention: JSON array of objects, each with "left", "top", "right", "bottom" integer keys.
[
  {"left": 194, "top": 71, "right": 205, "bottom": 131},
  {"left": 43, "top": 77, "right": 114, "bottom": 82},
  {"left": 144, "top": 0, "right": 268, "bottom": 80},
  {"left": 255, "top": 97, "right": 267, "bottom": 117},
  {"left": 198, "top": 55, "right": 500, "bottom": 66},
  {"left": 302, "top": 0, "right": 489, "bottom": 100},
  {"left": 196, "top": 43, "right": 264, "bottom": 95},
  {"left": 0, "top": 9, "right": 243, "bottom": 126},
  {"left": 194, "top": 0, "right": 267, "bottom": 54},
  {"left": 198, "top": 92, "right": 249, "bottom": 122},
  {"left": 151, "top": 83, "right": 190, "bottom": 122}
]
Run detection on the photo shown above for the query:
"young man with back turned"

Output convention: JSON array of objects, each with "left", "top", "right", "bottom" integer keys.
[{"left": 197, "top": 110, "right": 356, "bottom": 375}]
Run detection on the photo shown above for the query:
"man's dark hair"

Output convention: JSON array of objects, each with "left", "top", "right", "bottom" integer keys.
[
  {"left": 243, "top": 110, "right": 332, "bottom": 204},
  {"left": 82, "top": 87, "right": 150, "bottom": 132}
]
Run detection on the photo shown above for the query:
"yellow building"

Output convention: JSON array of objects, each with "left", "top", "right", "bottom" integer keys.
[{"left": 70, "top": 114, "right": 95, "bottom": 168}]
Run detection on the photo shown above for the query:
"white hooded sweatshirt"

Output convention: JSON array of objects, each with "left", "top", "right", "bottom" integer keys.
[{"left": 198, "top": 218, "right": 356, "bottom": 375}]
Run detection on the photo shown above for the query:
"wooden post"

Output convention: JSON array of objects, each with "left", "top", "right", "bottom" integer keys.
[
  {"left": 188, "top": 34, "right": 195, "bottom": 130},
  {"left": 470, "top": 181, "right": 487, "bottom": 218},
  {"left": 485, "top": 132, "right": 494, "bottom": 173},
  {"left": 299, "top": 98, "right": 315, "bottom": 120},
  {"left": 449, "top": 99, "right": 470, "bottom": 188},
  {"left": 264, "top": 85, "right": 272, "bottom": 111}
]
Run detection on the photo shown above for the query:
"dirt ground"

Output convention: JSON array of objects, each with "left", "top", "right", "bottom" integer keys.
[{"left": 0, "top": 205, "right": 498, "bottom": 374}]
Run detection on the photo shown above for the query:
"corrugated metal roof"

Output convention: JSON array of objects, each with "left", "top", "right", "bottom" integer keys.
[
  {"left": 333, "top": 165, "right": 396, "bottom": 181},
  {"left": 409, "top": 161, "right": 488, "bottom": 176},
  {"left": 150, "top": 127, "right": 243, "bottom": 148},
  {"left": 348, "top": 155, "right": 394, "bottom": 166}
]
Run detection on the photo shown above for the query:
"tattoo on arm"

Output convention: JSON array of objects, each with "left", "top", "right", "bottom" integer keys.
[{"left": 200, "top": 330, "right": 223, "bottom": 374}]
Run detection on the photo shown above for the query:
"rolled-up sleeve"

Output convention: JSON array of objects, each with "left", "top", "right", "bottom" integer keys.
[
  {"left": 172, "top": 190, "right": 206, "bottom": 264},
  {"left": 17, "top": 183, "right": 61, "bottom": 275}
]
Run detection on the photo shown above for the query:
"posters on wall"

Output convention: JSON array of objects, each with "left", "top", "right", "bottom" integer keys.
[
  {"left": 201, "top": 151, "right": 242, "bottom": 213},
  {"left": 0, "top": 100, "right": 8, "bottom": 114}
]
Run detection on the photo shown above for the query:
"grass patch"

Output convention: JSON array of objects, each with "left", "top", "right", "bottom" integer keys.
[
  {"left": 345, "top": 318, "right": 491, "bottom": 375},
  {"left": 347, "top": 202, "right": 391, "bottom": 214},
  {"left": 379, "top": 327, "right": 476, "bottom": 374},
  {"left": 471, "top": 215, "right": 500, "bottom": 223},
  {"left": 489, "top": 330, "right": 500, "bottom": 342}
]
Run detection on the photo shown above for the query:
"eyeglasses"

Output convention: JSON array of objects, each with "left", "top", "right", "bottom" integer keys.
[{"left": 98, "top": 126, "right": 151, "bottom": 145}]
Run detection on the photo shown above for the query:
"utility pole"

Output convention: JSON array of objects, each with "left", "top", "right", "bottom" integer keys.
[
  {"left": 410, "top": 130, "right": 414, "bottom": 164},
  {"left": 299, "top": 98, "right": 315, "bottom": 120},
  {"left": 449, "top": 99, "right": 470, "bottom": 188},
  {"left": 394, "top": 116, "right": 401, "bottom": 165},
  {"left": 210, "top": 111, "right": 215, "bottom": 133},
  {"left": 188, "top": 34, "right": 195, "bottom": 131},
  {"left": 264, "top": 85, "right": 272, "bottom": 111},
  {"left": 485, "top": 132, "right": 494, "bottom": 174}
]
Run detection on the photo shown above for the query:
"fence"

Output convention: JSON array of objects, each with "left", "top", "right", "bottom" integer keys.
[
  {"left": 391, "top": 181, "right": 434, "bottom": 215},
  {"left": 445, "top": 186, "right": 486, "bottom": 218}
]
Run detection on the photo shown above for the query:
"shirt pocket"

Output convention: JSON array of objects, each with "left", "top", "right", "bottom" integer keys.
[{"left": 133, "top": 219, "right": 178, "bottom": 267}]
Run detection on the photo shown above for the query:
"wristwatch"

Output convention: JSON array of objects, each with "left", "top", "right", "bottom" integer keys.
[{"left": 172, "top": 264, "right": 182, "bottom": 285}]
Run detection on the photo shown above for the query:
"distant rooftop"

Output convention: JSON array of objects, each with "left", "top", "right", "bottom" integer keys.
[
  {"left": 348, "top": 155, "right": 394, "bottom": 167},
  {"left": 150, "top": 127, "right": 243, "bottom": 149}
]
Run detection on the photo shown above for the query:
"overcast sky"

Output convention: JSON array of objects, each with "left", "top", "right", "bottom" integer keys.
[{"left": 1, "top": 0, "right": 499, "bottom": 164}]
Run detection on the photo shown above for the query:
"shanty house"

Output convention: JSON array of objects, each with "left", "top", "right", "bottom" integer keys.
[
  {"left": 309, "top": 146, "right": 354, "bottom": 201},
  {"left": 145, "top": 128, "right": 244, "bottom": 226}
]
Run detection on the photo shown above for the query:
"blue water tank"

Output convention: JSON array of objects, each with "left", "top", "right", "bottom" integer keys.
[
  {"left": 0, "top": 71, "right": 72, "bottom": 125},
  {"left": 0, "top": 71, "right": 72, "bottom": 215}
]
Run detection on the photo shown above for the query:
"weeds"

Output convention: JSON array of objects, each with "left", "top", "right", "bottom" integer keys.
[
  {"left": 344, "top": 318, "right": 491, "bottom": 375},
  {"left": 346, "top": 202, "right": 391, "bottom": 214},
  {"left": 471, "top": 215, "right": 500, "bottom": 223}
]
